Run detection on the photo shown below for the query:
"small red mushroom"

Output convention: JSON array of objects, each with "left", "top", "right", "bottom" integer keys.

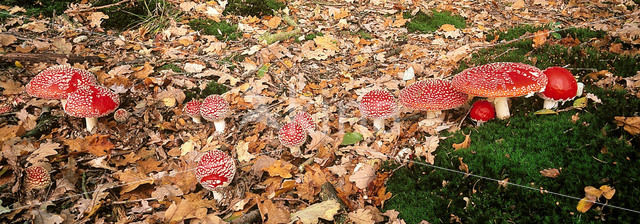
[
  {"left": 195, "top": 149, "right": 236, "bottom": 191},
  {"left": 24, "top": 166, "right": 51, "bottom": 191},
  {"left": 399, "top": 79, "right": 468, "bottom": 119},
  {"left": 26, "top": 65, "right": 97, "bottom": 109},
  {"left": 278, "top": 122, "right": 307, "bottom": 156},
  {"left": 359, "top": 89, "right": 398, "bottom": 130},
  {"left": 539, "top": 67, "right": 578, "bottom": 109},
  {"left": 113, "top": 108, "right": 129, "bottom": 123},
  {"left": 183, "top": 99, "right": 203, "bottom": 123},
  {"left": 469, "top": 100, "right": 495, "bottom": 125},
  {"left": 293, "top": 111, "right": 315, "bottom": 132},
  {"left": 452, "top": 62, "right": 547, "bottom": 120},
  {"left": 200, "top": 95, "right": 230, "bottom": 133},
  {"left": 64, "top": 85, "right": 120, "bottom": 132}
]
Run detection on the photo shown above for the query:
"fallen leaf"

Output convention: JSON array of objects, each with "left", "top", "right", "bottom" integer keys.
[
  {"left": 51, "top": 38, "right": 72, "bottom": 54},
  {"left": 534, "top": 109, "right": 558, "bottom": 115},
  {"left": 349, "top": 163, "right": 376, "bottom": 189},
  {"left": 458, "top": 157, "right": 469, "bottom": 173},
  {"left": 184, "top": 63, "right": 206, "bottom": 73},
  {"left": 576, "top": 196, "right": 595, "bottom": 213},
  {"left": 599, "top": 185, "right": 616, "bottom": 200},
  {"left": 87, "top": 156, "right": 116, "bottom": 171},
  {"left": 0, "top": 79, "right": 24, "bottom": 95},
  {"left": 259, "top": 199, "right": 290, "bottom": 224},
  {"left": 539, "top": 168, "right": 560, "bottom": 178},
  {"left": 265, "top": 16, "right": 282, "bottom": 29},
  {"left": 0, "top": 34, "right": 17, "bottom": 47},
  {"left": 440, "top": 24, "right": 457, "bottom": 32},
  {"left": 341, "top": 132, "right": 363, "bottom": 145},
  {"left": 573, "top": 97, "right": 588, "bottom": 108},
  {"left": 114, "top": 168, "right": 153, "bottom": 194},
  {"left": 348, "top": 208, "right": 374, "bottom": 224},
  {"left": 512, "top": 0, "right": 525, "bottom": 9},
  {"left": 584, "top": 186, "right": 603, "bottom": 198},
  {"left": 132, "top": 62, "right": 154, "bottom": 79},
  {"left": 452, "top": 134, "right": 471, "bottom": 150},
  {"left": 20, "top": 21, "right": 47, "bottom": 33},
  {"left": 88, "top": 12, "right": 108, "bottom": 28},
  {"left": 26, "top": 140, "right": 60, "bottom": 164},
  {"left": 290, "top": 200, "right": 341, "bottom": 224},
  {"left": 614, "top": 116, "right": 640, "bottom": 135},
  {"left": 236, "top": 140, "right": 255, "bottom": 162},
  {"left": 264, "top": 160, "right": 295, "bottom": 178},
  {"left": 532, "top": 30, "right": 549, "bottom": 48}
]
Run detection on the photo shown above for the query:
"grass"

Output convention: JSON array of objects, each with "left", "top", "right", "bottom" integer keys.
[
  {"left": 188, "top": 19, "right": 240, "bottom": 41},
  {"left": 385, "top": 26, "right": 640, "bottom": 223},
  {"left": 404, "top": 10, "right": 466, "bottom": 33},
  {"left": 223, "top": 0, "right": 285, "bottom": 17},
  {"left": 96, "top": 0, "right": 181, "bottom": 32}
]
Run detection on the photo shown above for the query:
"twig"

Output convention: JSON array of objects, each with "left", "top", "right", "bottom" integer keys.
[
  {"left": 272, "top": 197, "right": 310, "bottom": 206},
  {"left": 230, "top": 209, "right": 261, "bottom": 224},
  {"left": 66, "top": 0, "right": 133, "bottom": 13},
  {"left": 112, "top": 197, "right": 157, "bottom": 205}
]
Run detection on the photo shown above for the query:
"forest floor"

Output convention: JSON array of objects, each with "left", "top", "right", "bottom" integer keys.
[{"left": 0, "top": 0, "right": 639, "bottom": 223}]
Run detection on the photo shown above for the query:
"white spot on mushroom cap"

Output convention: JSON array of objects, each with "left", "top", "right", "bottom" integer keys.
[
  {"left": 359, "top": 89, "right": 398, "bottom": 119},
  {"left": 451, "top": 62, "right": 547, "bottom": 97},
  {"left": 64, "top": 85, "right": 120, "bottom": 118},
  {"left": 200, "top": 95, "right": 230, "bottom": 121},
  {"left": 399, "top": 79, "right": 468, "bottom": 111},
  {"left": 195, "top": 149, "right": 236, "bottom": 190},
  {"left": 26, "top": 65, "right": 97, "bottom": 100}
]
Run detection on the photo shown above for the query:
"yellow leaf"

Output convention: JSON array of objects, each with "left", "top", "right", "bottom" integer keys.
[
  {"left": 264, "top": 160, "right": 294, "bottom": 178},
  {"left": 534, "top": 108, "right": 558, "bottom": 115},
  {"left": 440, "top": 24, "right": 457, "bottom": 32},
  {"left": 88, "top": 12, "right": 109, "bottom": 28},
  {"left": 532, "top": 30, "right": 549, "bottom": 48},
  {"left": 512, "top": 0, "right": 525, "bottom": 9},
  {"left": 573, "top": 97, "right": 588, "bottom": 108},
  {"left": 576, "top": 196, "right": 595, "bottom": 213},
  {"left": 132, "top": 62, "right": 154, "bottom": 80},
  {"left": 584, "top": 186, "right": 603, "bottom": 198},
  {"left": 599, "top": 185, "right": 616, "bottom": 200},
  {"left": 452, "top": 134, "right": 471, "bottom": 150},
  {"left": 314, "top": 35, "right": 339, "bottom": 51},
  {"left": 265, "top": 16, "right": 282, "bottom": 29}
]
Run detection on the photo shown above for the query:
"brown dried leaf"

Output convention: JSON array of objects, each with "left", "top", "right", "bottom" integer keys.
[
  {"left": 88, "top": 12, "right": 108, "bottom": 28},
  {"left": 259, "top": 199, "right": 290, "bottom": 224},
  {"left": 114, "top": 168, "right": 153, "bottom": 194},
  {"left": 349, "top": 163, "right": 376, "bottom": 189},
  {"left": 290, "top": 200, "right": 341, "bottom": 224},
  {"left": 264, "top": 160, "right": 294, "bottom": 178},
  {"left": 539, "top": 168, "right": 561, "bottom": 178},
  {"left": 452, "top": 134, "right": 471, "bottom": 150},
  {"left": 614, "top": 116, "right": 640, "bottom": 135},
  {"left": 0, "top": 34, "right": 17, "bottom": 47},
  {"left": 458, "top": 157, "right": 469, "bottom": 173},
  {"left": 0, "top": 79, "right": 23, "bottom": 95},
  {"left": 532, "top": 30, "right": 549, "bottom": 48},
  {"left": 26, "top": 140, "right": 60, "bottom": 164},
  {"left": 348, "top": 208, "right": 374, "bottom": 224},
  {"left": 600, "top": 185, "right": 616, "bottom": 200}
]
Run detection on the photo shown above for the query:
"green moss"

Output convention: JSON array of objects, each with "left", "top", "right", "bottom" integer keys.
[
  {"left": 0, "top": 0, "right": 77, "bottom": 17},
  {"left": 188, "top": 19, "right": 240, "bottom": 41},
  {"left": 158, "top": 63, "right": 183, "bottom": 73},
  {"left": 95, "top": 0, "right": 180, "bottom": 32},
  {"left": 304, "top": 32, "right": 324, "bottom": 41},
  {"left": 356, "top": 30, "right": 372, "bottom": 40},
  {"left": 486, "top": 24, "right": 605, "bottom": 43},
  {"left": 223, "top": 0, "right": 285, "bottom": 17},
  {"left": 404, "top": 10, "right": 466, "bottom": 33},
  {"left": 456, "top": 27, "right": 639, "bottom": 77},
  {"left": 183, "top": 81, "right": 229, "bottom": 102}
]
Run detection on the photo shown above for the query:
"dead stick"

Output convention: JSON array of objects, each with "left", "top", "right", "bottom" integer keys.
[
  {"left": 67, "top": 0, "right": 133, "bottom": 13},
  {"left": 230, "top": 209, "right": 261, "bottom": 224}
]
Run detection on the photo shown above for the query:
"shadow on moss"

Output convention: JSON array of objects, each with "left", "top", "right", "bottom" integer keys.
[
  {"left": 188, "top": 19, "right": 240, "bottom": 41},
  {"left": 223, "top": 0, "right": 285, "bottom": 17}
]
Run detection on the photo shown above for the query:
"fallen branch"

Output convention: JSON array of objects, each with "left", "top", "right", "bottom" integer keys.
[
  {"left": 230, "top": 209, "right": 260, "bottom": 224},
  {"left": 258, "top": 14, "right": 301, "bottom": 45},
  {"left": 66, "top": 0, "right": 133, "bottom": 13},
  {"left": 0, "top": 52, "right": 102, "bottom": 64}
]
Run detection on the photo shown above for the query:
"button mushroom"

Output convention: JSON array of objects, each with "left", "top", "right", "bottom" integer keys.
[
  {"left": 452, "top": 62, "right": 547, "bottom": 120},
  {"left": 26, "top": 65, "right": 97, "bottom": 110},
  {"left": 195, "top": 149, "right": 236, "bottom": 191},
  {"left": 399, "top": 79, "right": 468, "bottom": 119},
  {"left": 278, "top": 122, "right": 307, "bottom": 157},
  {"left": 64, "top": 85, "right": 120, "bottom": 132},
  {"left": 469, "top": 100, "right": 495, "bottom": 125},
  {"left": 24, "top": 165, "right": 51, "bottom": 191},
  {"left": 113, "top": 108, "right": 129, "bottom": 123},
  {"left": 200, "top": 95, "right": 230, "bottom": 133},
  {"left": 359, "top": 89, "right": 398, "bottom": 131},
  {"left": 183, "top": 99, "right": 203, "bottom": 123},
  {"left": 539, "top": 67, "right": 578, "bottom": 109}
]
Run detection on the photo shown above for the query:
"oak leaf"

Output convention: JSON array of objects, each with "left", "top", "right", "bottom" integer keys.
[
  {"left": 349, "top": 163, "right": 376, "bottom": 189},
  {"left": 88, "top": 12, "right": 108, "bottom": 28},
  {"left": 26, "top": 140, "right": 60, "bottom": 164},
  {"left": 264, "top": 160, "right": 295, "bottom": 178},
  {"left": 348, "top": 208, "right": 374, "bottom": 224},
  {"left": 114, "top": 168, "right": 153, "bottom": 194},
  {"left": 532, "top": 30, "right": 549, "bottom": 48},
  {"left": 614, "top": 116, "right": 640, "bottom": 135},
  {"left": 452, "top": 134, "right": 471, "bottom": 150},
  {"left": 539, "top": 168, "right": 560, "bottom": 178},
  {"left": 290, "top": 200, "right": 341, "bottom": 224},
  {"left": 600, "top": 185, "right": 616, "bottom": 200}
]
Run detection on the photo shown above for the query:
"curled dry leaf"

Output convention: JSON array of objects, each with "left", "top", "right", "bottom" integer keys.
[
  {"left": 539, "top": 168, "right": 561, "bottom": 178},
  {"left": 290, "top": 199, "right": 341, "bottom": 224},
  {"left": 263, "top": 160, "right": 295, "bottom": 178},
  {"left": 614, "top": 116, "right": 640, "bottom": 135},
  {"left": 599, "top": 185, "right": 616, "bottom": 200},
  {"left": 452, "top": 134, "right": 471, "bottom": 150}
]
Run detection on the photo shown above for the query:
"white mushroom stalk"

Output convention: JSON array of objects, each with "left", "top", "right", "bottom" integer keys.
[
  {"left": 213, "top": 120, "right": 226, "bottom": 133},
  {"left": 492, "top": 97, "right": 510, "bottom": 120}
]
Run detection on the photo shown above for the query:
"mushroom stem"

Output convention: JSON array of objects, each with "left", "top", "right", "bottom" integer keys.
[
  {"left": 290, "top": 146, "right": 301, "bottom": 157},
  {"left": 60, "top": 99, "right": 67, "bottom": 110},
  {"left": 372, "top": 118, "right": 385, "bottom": 131},
  {"left": 426, "top": 111, "right": 441, "bottom": 119},
  {"left": 213, "top": 119, "right": 226, "bottom": 133},
  {"left": 576, "top": 82, "right": 584, "bottom": 97},
  {"left": 543, "top": 100, "right": 558, "bottom": 109},
  {"left": 85, "top": 117, "right": 98, "bottom": 132},
  {"left": 493, "top": 97, "right": 510, "bottom": 120},
  {"left": 192, "top": 116, "right": 201, "bottom": 124}
]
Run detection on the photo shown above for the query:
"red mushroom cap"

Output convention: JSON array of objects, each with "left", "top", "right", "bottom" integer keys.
[
  {"left": 183, "top": 100, "right": 202, "bottom": 118},
  {"left": 200, "top": 95, "right": 229, "bottom": 121},
  {"left": 278, "top": 122, "right": 307, "bottom": 148},
  {"left": 195, "top": 149, "right": 236, "bottom": 190},
  {"left": 113, "top": 108, "right": 129, "bottom": 122},
  {"left": 64, "top": 85, "right": 120, "bottom": 118},
  {"left": 539, "top": 67, "right": 578, "bottom": 101},
  {"left": 399, "top": 79, "right": 468, "bottom": 111},
  {"left": 26, "top": 65, "right": 97, "bottom": 100},
  {"left": 25, "top": 166, "right": 51, "bottom": 190},
  {"left": 359, "top": 89, "right": 398, "bottom": 119},
  {"left": 470, "top": 100, "right": 495, "bottom": 123},
  {"left": 452, "top": 62, "right": 547, "bottom": 97},
  {"left": 293, "top": 111, "right": 315, "bottom": 131}
]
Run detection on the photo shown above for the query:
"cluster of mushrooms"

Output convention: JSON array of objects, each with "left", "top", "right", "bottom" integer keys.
[
  {"left": 22, "top": 62, "right": 582, "bottom": 197},
  {"left": 359, "top": 62, "right": 582, "bottom": 129}
]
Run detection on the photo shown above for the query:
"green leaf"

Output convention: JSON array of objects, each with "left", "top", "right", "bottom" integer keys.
[
  {"left": 551, "top": 32, "right": 562, "bottom": 39},
  {"left": 257, "top": 63, "right": 270, "bottom": 78},
  {"left": 573, "top": 97, "right": 588, "bottom": 108},
  {"left": 341, "top": 132, "right": 363, "bottom": 145},
  {"left": 534, "top": 109, "right": 558, "bottom": 115}
]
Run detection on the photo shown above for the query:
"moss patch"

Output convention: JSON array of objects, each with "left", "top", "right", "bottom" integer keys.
[
  {"left": 188, "top": 19, "right": 240, "bottom": 41},
  {"left": 184, "top": 81, "right": 229, "bottom": 102},
  {"left": 223, "top": 0, "right": 285, "bottom": 17},
  {"left": 0, "top": 0, "right": 77, "bottom": 17},
  {"left": 404, "top": 10, "right": 466, "bottom": 33},
  {"left": 385, "top": 26, "right": 640, "bottom": 223}
]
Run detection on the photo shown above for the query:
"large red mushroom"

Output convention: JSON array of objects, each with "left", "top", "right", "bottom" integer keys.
[
  {"left": 200, "top": 95, "right": 230, "bottom": 133},
  {"left": 64, "top": 85, "right": 120, "bottom": 132},
  {"left": 26, "top": 65, "right": 97, "bottom": 109},
  {"left": 195, "top": 149, "right": 236, "bottom": 191},
  {"left": 539, "top": 67, "right": 578, "bottom": 109},
  {"left": 399, "top": 79, "right": 468, "bottom": 119},
  {"left": 278, "top": 122, "right": 307, "bottom": 156},
  {"left": 359, "top": 89, "right": 398, "bottom": 130},
  {"left": 452, "top": 62, "right": 547, "bottom": 119}
]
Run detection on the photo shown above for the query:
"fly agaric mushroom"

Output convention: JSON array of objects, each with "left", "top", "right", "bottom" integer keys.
[
  {"left": 64, "top": 85, "right": 120, "bottom": 132},
  {"left": 452, "top": 62, "right": 547, "bottom": 120},
  {"left": 200, "top": 95, "right": 230, "bottom": 133},
  {"left": 469, "top": 100, "right": 495, "bottom": 125},
  {"left": 113, "top": 108, "right": 129, "bottom": 122},
  {"left": 294, "top": 111, "right": 315, "bottom": 132},
  {"left": 539, "top": 67, "right": 578, "bottom": 109},
  {"left": 184, "top": 99, "right": 203, "bottom": 123},
  {"left": 359, "top": 89, "right": 398, "bottom": 130},
  {"left": 279, "top": 122, "right": 307, "bottom": 156},
  {"left": 25, "top": 166, "right": 51, "bottom": 191},
  {"left": 26, "top": 65, "right": 97, "bottom": 109},
  {"left": 195, "top": 149, "right": 236, "bottom": 191},
  {"left": 399, "top": 79, "right": 468, "bottom": 119}
]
